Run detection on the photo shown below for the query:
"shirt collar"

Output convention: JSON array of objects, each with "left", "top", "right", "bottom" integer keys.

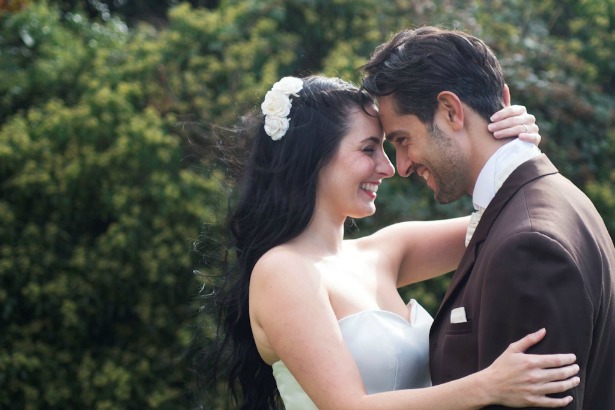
[{"left": 472, "top": 139, "right": 541, "bottom": 210}]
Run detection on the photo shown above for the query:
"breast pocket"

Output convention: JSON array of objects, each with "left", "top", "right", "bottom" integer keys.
[
  {"left": 439, "top": 319, "right": 478, "bottom": 380},
  {"left": 445, "top": 319, "right": 473, "bottom": 335}
]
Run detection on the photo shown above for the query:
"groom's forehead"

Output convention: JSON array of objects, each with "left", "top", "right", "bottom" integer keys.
[
  {"left": 380, "top": 118, "right": 424, "bottom": 142},
  {"left": 376, "top": 95, "right": 418, "bottom": 124}
]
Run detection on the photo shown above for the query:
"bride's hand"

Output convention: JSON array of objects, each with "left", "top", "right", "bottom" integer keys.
[
  {"left": 489, "top": 105, "right": 542, "bottom": 146},
  {"left": 482, "top": 328, "right": 580, "bottom": 408}
]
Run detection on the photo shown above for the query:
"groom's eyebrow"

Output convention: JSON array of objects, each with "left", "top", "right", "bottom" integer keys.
[{"left": 385, "top": 130, "right": 407, "bottom": 142}]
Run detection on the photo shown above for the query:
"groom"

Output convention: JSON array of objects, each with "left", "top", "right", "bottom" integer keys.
[{"left": 362, "top": 27, "right": 615, "bottom": 409}]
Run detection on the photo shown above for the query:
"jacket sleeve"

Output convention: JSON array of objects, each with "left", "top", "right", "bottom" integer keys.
[{"left": 477, "top": 231, "right": 592, "bottom": 410}]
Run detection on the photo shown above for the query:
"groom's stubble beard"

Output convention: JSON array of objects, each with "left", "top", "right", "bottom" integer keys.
[{"left": 423, "top": 123, "right": 469, "bottom": 205}]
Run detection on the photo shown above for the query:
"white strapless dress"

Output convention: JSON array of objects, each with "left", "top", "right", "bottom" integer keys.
[{"left": 272, "top": 299, "right": 433, "bottom": 409}]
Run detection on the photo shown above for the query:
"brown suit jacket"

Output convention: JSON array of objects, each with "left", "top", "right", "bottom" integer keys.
[{"left": 429, "top": 155, "right": 615, "bottom": 409}]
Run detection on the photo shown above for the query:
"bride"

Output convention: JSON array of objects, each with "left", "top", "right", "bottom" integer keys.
[{"left": 203, "top": 76, "right": 579, "bottom": 409}]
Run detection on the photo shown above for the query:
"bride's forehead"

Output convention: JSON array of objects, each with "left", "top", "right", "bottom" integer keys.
[{"left": 342, "top": 111, "right": 383, "bottom": 138}]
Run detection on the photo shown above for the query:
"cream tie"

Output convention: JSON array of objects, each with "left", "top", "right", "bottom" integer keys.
[{"left": 465, "top": 206, "right": 485, "bottom": 247}]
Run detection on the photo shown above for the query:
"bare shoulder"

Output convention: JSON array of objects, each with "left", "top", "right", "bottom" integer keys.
[
  {"left": 250, "top": 245, "right": 332, "bottom": 365},
  {"left": 251, "top": 245, "right": 321, "bottom": 294},
  {"left": 253, "top": 245, "right": 316, "bottom": 276}
]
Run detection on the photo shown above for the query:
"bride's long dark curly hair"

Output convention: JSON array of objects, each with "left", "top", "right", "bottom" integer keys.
[{"left": 200, "top": 76, "right": 373, "bottom": 409}]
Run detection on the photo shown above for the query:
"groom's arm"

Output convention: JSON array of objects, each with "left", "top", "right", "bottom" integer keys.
[{"left": 477, "top": 232, "right": 591, "bottom": 409}]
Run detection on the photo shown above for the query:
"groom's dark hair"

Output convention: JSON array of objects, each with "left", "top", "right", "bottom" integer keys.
[{"left": 361, "top": 26, "right": 506, "bottom": 124}]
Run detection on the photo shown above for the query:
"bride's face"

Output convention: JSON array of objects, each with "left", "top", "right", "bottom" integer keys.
[{"left": 316, "top": 108, "right": 395, "bottom": 220}]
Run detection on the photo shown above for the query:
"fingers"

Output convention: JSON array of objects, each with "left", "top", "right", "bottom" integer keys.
[
  {"left": 490, "top": 329, "right": 580, "bottom": 408},
  {"left": 489, "top": 117, "right": 538, "bottom": 135},
  {"left": 507, "top": 330, "right": 577, "bottom": 367},
  {"left": 538, "top": 364, "right": 580, "bottom": 386},
  {"left": 507, "top": 328, "right": 547, "bottom": 353},
  {"left": 528, "top": 353, "right": 578, "bottom": 369},
  {"left": 490, "top": 104, "right": 527, "bottom": 122},
  {"left": 519, "top": 367, "right": 579, "bottom": 408},
  {"left": 519, "top": 132, "right": 542, "bottom": 146},
  {"left": 533, "top": 395, "right": 574, "bottom": 408},
  {"left": 539, "top": 373, "right": 581, "bottom": 394},
  {"left": 489, "top": 108, "right": 538, "bottom": 139},
  {"left": 532, "top": 377, "right": 580, "bottom": 408}
]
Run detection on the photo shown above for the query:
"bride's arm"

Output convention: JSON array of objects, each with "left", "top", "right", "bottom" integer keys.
[
  {"left": 250, "top": 252, "right": 579, "bottom": 410},
  {"left": 363, "top": 217, "right": 469, "bottom": 288},
  {"left": 359, "top": 329, "right": 578, "bottom": 409}
]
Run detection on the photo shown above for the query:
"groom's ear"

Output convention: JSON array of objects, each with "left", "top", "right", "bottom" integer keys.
[{"left": 436, "top": 91, "right": 464, "bottom": 131}]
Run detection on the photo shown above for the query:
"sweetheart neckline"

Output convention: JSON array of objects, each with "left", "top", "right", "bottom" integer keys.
[
  {"left": 338, "top": 307, "right": 411, "bottom": 326},
  {"left": 270, "top": 299, "right": 429, "bottom": 368},
  {"left": 338, "top": 298, "right": 423, "bottom": 326}
]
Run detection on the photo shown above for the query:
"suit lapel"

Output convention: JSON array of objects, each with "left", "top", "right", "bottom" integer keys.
[{"left": 435, "top": 155, "right": 559, "bottom": 316}]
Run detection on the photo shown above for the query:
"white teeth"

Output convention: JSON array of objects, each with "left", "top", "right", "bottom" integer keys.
[
  {"left": 360, "top": 183, "right": 378, "bottom": 193},
  {"left": 420, "top": 169, "right": 431, "bottom": 182}
]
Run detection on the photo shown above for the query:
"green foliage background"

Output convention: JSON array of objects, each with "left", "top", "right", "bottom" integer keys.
[{"left": 1, "top": 0, "right": 613, "bottom": 408}]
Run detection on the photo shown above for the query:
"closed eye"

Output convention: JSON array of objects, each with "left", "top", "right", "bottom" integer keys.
[
  {"left": 393, "top": 136, "right": 407, "bottom": 146},
  {"left": 360, "top": 136, "right": 383, "bottom": 154},
  {"left": 386, "top": 131, "right": 409, "bottom": 146}
]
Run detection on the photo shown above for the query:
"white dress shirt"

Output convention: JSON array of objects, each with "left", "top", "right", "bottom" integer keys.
[{"left": 465, "top": 139, "right": 541, "bottom": 246}]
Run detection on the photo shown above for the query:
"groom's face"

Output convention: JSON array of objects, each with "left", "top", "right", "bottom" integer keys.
[{"left": 378, "top": 95, "right": 470, "bottom": 204}]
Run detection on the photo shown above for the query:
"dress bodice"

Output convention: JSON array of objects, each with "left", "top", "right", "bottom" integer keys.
[{"left": 272, "top": 299, "right": 433, "bottom": 409}]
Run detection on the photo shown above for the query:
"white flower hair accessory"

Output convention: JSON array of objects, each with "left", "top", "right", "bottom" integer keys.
[{"left": 261, "top": 76, "right": 303, "bottom": 141}]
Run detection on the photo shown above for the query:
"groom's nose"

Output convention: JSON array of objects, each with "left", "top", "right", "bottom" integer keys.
[{"left": 396, "top": 151, "right": 413, "bottom": 177}]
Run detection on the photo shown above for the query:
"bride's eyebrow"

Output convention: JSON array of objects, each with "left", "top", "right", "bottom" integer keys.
[{"left": 360, "top": 136, "right": 382, "bottom": 144}]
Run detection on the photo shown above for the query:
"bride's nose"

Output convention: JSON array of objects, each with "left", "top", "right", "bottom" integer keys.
[{"left": 377, "top": 152, "right": 395, "bottom": 178}]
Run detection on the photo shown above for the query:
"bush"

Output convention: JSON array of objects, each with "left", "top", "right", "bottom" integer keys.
[{"left": 0, "top": 3, "right": 226, "bottom": 408}]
